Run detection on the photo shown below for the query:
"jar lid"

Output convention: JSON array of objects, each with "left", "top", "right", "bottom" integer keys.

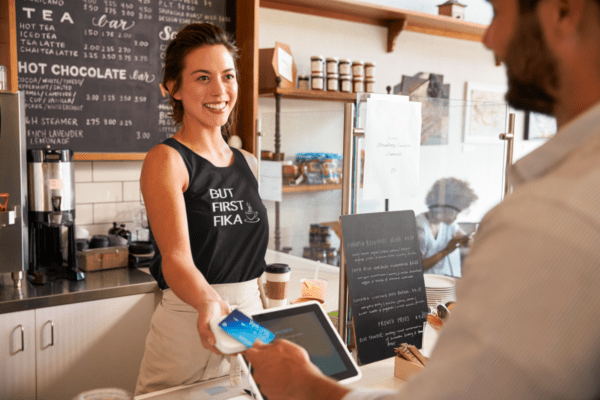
[
  {"left": 365, "top": 78, "right": 375, "bottom": 82},
  {"left": 311, "top": 73, "right": 324, "bottom": 78},
  {"left": 266, "top": 263, "right": 291, "bottom": 273},
  {"left": 353, "top": 76, "right": 364, "bottom": 81},
  {"left": 298, "top": 75, "right": 309, "bottom": 80},
  {"left": 352, "top": 60, "right": 364, "bottom": 65},
  {"left": 339, "top": 74, "right": 352, "bottom": 80},
  {"left": 311, "top": 55, "right": 324, "bottom": 60},
  {"left": 326, "top": 57, "right": 339, "bottom": 62},
  {"left": 327, "top": 73, "right": 339, "bottom": 78},
  {"left": 339, "top": 59, "right": 352, "bottom": 64},
  {"left": 365, "top": 61, "right": 375, "bottom": 66}
]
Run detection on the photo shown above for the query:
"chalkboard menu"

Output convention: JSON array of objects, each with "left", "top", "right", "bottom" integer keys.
[
  {"left": 16, "top": 0, "right": 235, "bottom": 154},
  {"left": 341, "top": 210, "right": 428, "bottom": 365}
]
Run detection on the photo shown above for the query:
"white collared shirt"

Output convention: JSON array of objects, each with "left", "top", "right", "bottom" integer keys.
[{"left": 344, "top": 100, "right": 600, "bottom": 400}]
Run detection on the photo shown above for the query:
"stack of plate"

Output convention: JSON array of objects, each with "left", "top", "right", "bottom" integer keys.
[{"left": 423, "top": 274, "right": 457, "bottom": 307}]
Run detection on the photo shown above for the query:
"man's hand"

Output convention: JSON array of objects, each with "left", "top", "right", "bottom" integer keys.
[
  {"left": 196, "top": 299, "right": 231, "bottom": 354},
  {"left": 245, "top": 340, "right": 351, "bottom": 400}
]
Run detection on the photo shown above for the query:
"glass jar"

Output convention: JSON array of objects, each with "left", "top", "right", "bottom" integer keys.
[
  {"left": 298, "top": 75, "right": 309, "bottom": 90},
  {"left": 313, "top": 248, "right": 327, "bottom": 263},
  {"left": 339, "top": 59, "right": 352, "bottom": 75},
  {"left": 365, "top": 78, "right": 375, "bottom": 93},
  {"left": 311, "top": 73, "right": 324, "bottom": 90},
  {"left": 352, "top": 60, "right": 364, "bottom": 78},
  {"left": 303, "top": 246, "right": 314, "bottom": 260},
  {"left": 326, "top": 73, "right": 339, "bottom": 91},
  {"left": 340, "top": 74, "right": 352, "bottom": 93},
  {"left": 325, "top": 57, "right": 339, "bottom": 74},
  {"left": 353, "top": 77, "right": 364, "bottom": 93},
  {"left": 310, "top": 224, "right": 321, "bottom": 235},
  {"left": 326, "top": 247, "right": 339, "bottom": 266},
  {"left": 311, "top": 55, "right": 325, "bottom": 73},
  {"left": 364, "top": 62, "right": 375, "bottom": 78}
]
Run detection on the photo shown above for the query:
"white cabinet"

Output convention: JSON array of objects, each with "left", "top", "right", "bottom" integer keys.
[
  {"left": 0, "top": 292, "right": 156, "bottom": 400},
  {"left": 0, "top": 309, "right": 37, "bottom": 400}
]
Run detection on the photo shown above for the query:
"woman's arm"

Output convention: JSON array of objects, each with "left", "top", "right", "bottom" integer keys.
[
  {"left": 421, "top": 236, "right": 469, "bottom": 271},
  {"left": 140, "top": 144, "right": 230, "bottom": 352}
]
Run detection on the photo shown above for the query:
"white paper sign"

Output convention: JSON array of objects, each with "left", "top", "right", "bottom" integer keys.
[
  {"left": 277, "top": 48, "right": 293, "bottom": 83},
  {"left": 362, "top": 97, "right": 422, "bottom": 200},
  {"left": 259, "top": 161, "right": 282, "bottom": 202}
]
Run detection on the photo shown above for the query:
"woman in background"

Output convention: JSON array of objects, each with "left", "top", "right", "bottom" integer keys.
[
  {"left": 416, "top": 178, "right": 478, "bottom": 278},
  {"left": 135, "top": 23, "right": 268, "bottom": 395}
]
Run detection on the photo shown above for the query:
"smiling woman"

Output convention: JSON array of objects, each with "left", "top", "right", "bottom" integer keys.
[{"left": 135, "top": 23, "right": 269, "bottom": 396}]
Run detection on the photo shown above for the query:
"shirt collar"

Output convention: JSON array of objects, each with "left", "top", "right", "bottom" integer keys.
[{"left": 508, "top": 100, "right": 600, "bottom": 187}]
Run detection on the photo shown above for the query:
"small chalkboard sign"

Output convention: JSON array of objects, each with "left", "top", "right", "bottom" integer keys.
[{"left": 341, "top": 210, "right": 428, "bottom": 365}]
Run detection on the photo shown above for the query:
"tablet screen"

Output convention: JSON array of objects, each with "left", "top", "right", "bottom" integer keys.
[{"left": 251, "top": 303, "right": 360, "bottom": 382}]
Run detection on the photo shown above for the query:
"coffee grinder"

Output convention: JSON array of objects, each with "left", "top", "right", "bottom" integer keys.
[{"left": 27, "top": 146, "right": 85, "bottom": 284}]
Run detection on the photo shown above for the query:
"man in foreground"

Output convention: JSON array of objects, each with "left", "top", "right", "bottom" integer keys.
[{"left": 245, "top": 0, "right": 600, "bottom": 398}]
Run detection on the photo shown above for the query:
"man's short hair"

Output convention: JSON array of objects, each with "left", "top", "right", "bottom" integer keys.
[{"left": 518, "top": 0, "right": 600, "bottom": 12}]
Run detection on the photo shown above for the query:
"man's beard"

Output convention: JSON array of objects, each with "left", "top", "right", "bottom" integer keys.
[{"left": 504, "top": 13, "right": 559, "bottom": 115}]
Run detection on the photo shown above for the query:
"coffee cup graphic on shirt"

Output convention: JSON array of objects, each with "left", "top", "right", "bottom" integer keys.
[{"left": 244, "top": 203, "right": 260, "bottom": 223}]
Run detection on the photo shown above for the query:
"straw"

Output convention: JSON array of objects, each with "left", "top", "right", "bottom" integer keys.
[{"left": 313, "top": 261, "right": 320, "bottom": 280}]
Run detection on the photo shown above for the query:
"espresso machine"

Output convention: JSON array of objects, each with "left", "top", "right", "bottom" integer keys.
[
  {"left": 27, "top": 146, "right": 85, "bottom": 284},
  {"left": 0, "top": 92, "right": 28, "bottom": 288}
]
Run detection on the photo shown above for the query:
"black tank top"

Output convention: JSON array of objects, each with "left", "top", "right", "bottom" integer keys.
[{"left": 149, "top": 138, "right": 269, "bottom": 289}]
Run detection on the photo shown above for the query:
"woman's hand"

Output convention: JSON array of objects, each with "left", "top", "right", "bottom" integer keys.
[
  {"left": 196, "top": 298, "right": 231, "bottom": 354},
  {"left": 445, "top": 235, "right": 470, "bottom": 252}
]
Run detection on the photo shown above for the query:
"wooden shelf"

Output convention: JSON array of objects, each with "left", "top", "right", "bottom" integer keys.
[
  {"left": 260, "top": 0, "right": 487, "bottom": 51},
  {"left": 283, "top": 183, "right": 342, "bottom": 193},
  {"left": 259, "top": 87, "right": 358, "bottom": 102},
  {"left": 74, "top": 153, "right": 146, "bottom": 161}
]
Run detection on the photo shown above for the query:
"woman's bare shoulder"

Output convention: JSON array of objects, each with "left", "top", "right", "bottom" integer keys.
[{"left": 141, "top": 143, "right": 187, "bottom": 189}]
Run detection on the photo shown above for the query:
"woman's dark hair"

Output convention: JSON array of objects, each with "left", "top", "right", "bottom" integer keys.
[
  {"left": 163, "top": 23, "right": 239, "bottom": 135},
  {"left": 425, "top": 178, "right": 478, "bottom": 212}
]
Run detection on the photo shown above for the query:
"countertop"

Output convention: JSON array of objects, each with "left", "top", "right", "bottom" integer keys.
[
  {"left": 136, "top": 250, "right": 440, "bottom": 400},
  {"left": 0, "top": 267, "right": 158, "bottom": 314}
]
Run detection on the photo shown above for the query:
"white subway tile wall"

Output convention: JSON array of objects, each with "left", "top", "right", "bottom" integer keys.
[
  {"left": 92, "top": 161, "right": 144, "bottom": 182},
  {"left": 123, "top": 181, "right": 142, "bottom": 202},
  {"left": 74, "top": 161, "right": 145, "bottom": 239}
]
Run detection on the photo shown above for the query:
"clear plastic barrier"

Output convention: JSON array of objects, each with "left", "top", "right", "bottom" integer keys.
[{"left": 355, "top": 94, "right": 508, "bottom": 224}]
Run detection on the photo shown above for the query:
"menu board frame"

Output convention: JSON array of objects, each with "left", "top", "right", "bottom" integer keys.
[
  {"left": 13, "top": 0, "right": 242, "bottom": 160},
  {"left": 341, "top": 210, "right": 429, "bottom": 365}
]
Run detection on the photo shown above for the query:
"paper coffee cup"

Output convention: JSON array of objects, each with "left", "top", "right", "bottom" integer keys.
[{"left": 265, "top": 263, "right": 291, "bottom": 308}]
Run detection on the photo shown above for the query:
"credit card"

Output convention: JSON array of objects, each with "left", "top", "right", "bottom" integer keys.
[{"left": 219, "top": 309, "right": 275, "bottom": 348}]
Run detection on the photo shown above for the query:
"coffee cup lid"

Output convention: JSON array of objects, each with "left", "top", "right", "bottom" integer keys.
[{"left": 266, "top": 263, "right": 291, "bottom": 273}]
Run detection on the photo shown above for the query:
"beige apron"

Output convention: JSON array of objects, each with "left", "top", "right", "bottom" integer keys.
[{"left": 135, "top": 279, "right": 264, "bottom": 396}]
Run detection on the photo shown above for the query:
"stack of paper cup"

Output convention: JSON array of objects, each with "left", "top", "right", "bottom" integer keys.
[{"left": 264, "top": 264, "right": 291, "bottom": 308}]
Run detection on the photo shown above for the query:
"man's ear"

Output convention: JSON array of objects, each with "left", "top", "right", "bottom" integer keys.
[{"left": 538, "top": 0, "right": 584, "bottom": 40}]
